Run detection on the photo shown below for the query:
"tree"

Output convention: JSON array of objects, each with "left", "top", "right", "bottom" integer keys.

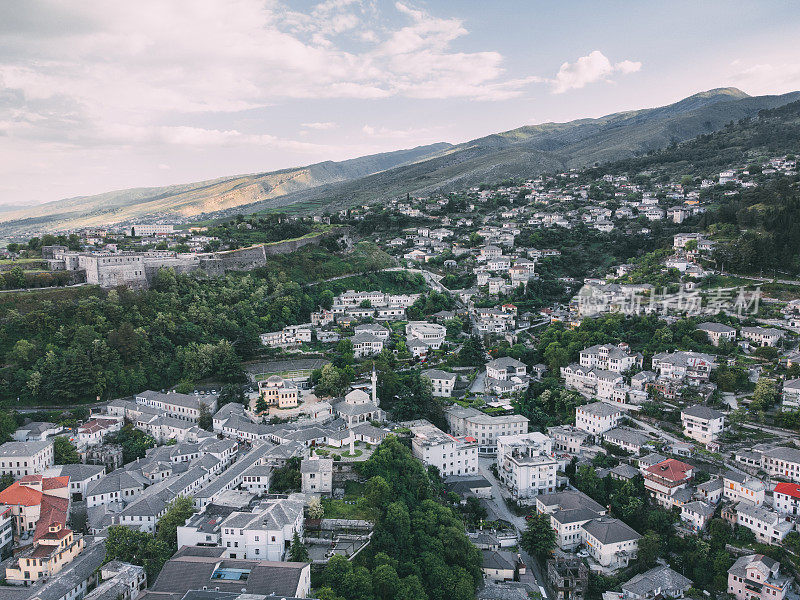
[
  {"left": 255, "top": 393, "right": 269, "bottom": 414},
  {"left": 156, "top": 496, "right": 196, "bottom": 547},
  {"left": 218, "top": 384, "right": 246, "bottom": 407},
  {"left": 751, "top": 378, "right": 778, "bottom": 412},
  {"left": 636, "top": 530, "right": 661, "bottom": 569},
  {"left": 307, "top": 496, "right": 324, "bottom": 520},
  {"left": 520, "top": 513, "right": 556, "bottom": 560},
  {"left": 53, "top": 436, "right": 81, "bottom": 464},
  {"left": 105, "top": 525, "right": 173, "bottom": 581},
  {"left": 372, "top": 563, "right": 401, "bottom": 600},
  {"left": 271, "top": 457, "right": 302, "bottom": 493},
  {"left": 0, "top": 473, "right": 14, "bottom": 491},
  {"left": 198, "top": 403, "right": 213, "bottom": 431},
  {"left": 288, "top": 531, "right": 309, "bottom": 562},
  {"left": 364, "top": 475, "right": 392, "bottom": 510}
]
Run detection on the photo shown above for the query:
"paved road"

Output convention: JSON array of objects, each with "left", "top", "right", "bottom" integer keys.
[
  {"left": 627, "top": 415, "right": 683, "bottom": 446},
  {"left": 470, "top": 371, "right": 486, "bottom": 394},
  {"left": 477, "top": 457, "right": 546, "bottom": 592}
]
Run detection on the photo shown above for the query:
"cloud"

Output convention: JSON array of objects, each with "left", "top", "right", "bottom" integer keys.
[
  {"left": 361, "top": 123, "right": 434, "bottom": 139},
  {"left": 0, "top": 1, "right": 537, "bottom": 152},
  {"left": 550, "top": 51, "right": 641, "bottom": 94},
  {"left": 301, "top": 122, "right": 339, "bottom": 130},
  {"left": 728, "top": 61, "right": 800, "bottom": 95}
]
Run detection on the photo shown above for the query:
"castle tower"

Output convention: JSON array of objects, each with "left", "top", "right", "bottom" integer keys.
[{"left": 371, "top": 363, "right": 378, "bottom": 407}]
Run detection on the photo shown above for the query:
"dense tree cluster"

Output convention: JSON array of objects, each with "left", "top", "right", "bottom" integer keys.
[{"left": 317, "top": 437, "right": 481, "bottom": 600}]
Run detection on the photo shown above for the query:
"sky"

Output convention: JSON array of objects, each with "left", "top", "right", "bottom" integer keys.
[{"left": 1, "top": 1, "right": 799, "bottom": 206}]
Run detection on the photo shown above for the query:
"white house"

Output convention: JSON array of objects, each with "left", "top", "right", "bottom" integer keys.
[
  {"left": 723, "top": 471, "right": 765, "bottom": 506},
  {"left": 734, "top": 501, "right": 793, "bottom": 545},
  {"left": 410, "top": 422, "right": 478, "bottom": 478},
  {"left": 742, "top": 326, "right": 784, "bottom": 347},
  {"left": 680, "top": 405, "right": 725, "bottom": 444},
  {"left": 575, "top": 402, "right": 622, "bottom": 435},
  {"left": 728, "top": 554, "right": 792, "bottom": 600},
  {"left": 782, "top": 379, "right": 800, "bottom": 409},
  {"left": 0, "top": 440, "right": 55, "bottom": 479},
  {"left": 219, "top": 498, "right": 305, "bottom": 561},
  {"left": 773, "top": 482, "right": 800, "bottom": 517},
  {"left": 422, "top": 369, "right": 457, "bottom": 397},
  {"left": 697, "top": 322, "right": 737, "bottom": 346},
  {"left": 580, "top": 517, "right": 640, "bottom": 569},
  {"left": 351, "top": 332, "right": 385, "bottom": 358},
  {"left": 579, "top": 344, "right": 642, "bottom": 372}
]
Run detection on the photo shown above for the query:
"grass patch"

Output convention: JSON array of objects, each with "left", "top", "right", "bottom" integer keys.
[{"left": 321, "top": 498, "right": 375, "bottom": 521}]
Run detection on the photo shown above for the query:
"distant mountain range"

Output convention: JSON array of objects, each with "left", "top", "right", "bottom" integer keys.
[{"left": 2, "top": 87, "right": 799, "bottom": 237}]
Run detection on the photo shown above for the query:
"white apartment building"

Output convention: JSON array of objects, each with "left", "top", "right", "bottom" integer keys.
[
  {"left": 728, "top": 555, "right": 792, "bottom": 600},
  {"left": 410, "top": 422, "right": 478, "bottom": 478},
  {"left": 445, "top": 406, "right": 529, "bottom": 455},
  {"left": 696, "top": 322, "right": 737, "bottom": 346},
  {"left": 547, "top": 426, "right": 592, "bottom": 456},
  {"left": 734, "top": 501, "right": 793, "bottom": 545},
  {"left": 134, "top": 390, "right": 217, "bottom": 423},
  {"left": 578, "top": 344, "right": 642, "bottom": 372},
  {"left": 680, "top": 404, "right": 725, "bottom": 444},
  {"left": 575, "top": 402, "right": 623, "bottom": 435},
  {"left": 742, "top": 326, "right": 784, "bottom": 347},
  {"left": 260, "top": 324, "right": 312, "bottom": 349},
  {"left": 496, "top": 432, "right": 558, "bottom": 499},
  {"left": 760, "top": 446, "right": 800, "bottom": 482},
  {"left": 723, "top": 471, "right": 765, "bottom": 506},
  {"left": 130, "top": 224, "right": 174, "bottom": 236},
  {"left": 351, "top": 332, "right": 385, "bottom": 358},
  {"left": 406, "top": 321, "right": 446, "bottom": 349},
  {"left": 0, "top": 440, "right": 54, "bottom": 479},
  {"left": 651, "top": 352, "right": 716, "bottom": 385},
  {"left": 561, "top": 365, "right": 624, "bottom": 401},
  {"left": 423, "top": 369, "right": 458, "bottom": 397},
  {"left": 219, "top": 498, "right": 305, "bottom": 562}
]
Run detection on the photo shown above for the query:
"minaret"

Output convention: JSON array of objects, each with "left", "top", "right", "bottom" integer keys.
[{"left": 371, "top": 363, "right": 378, "bottom": 407}]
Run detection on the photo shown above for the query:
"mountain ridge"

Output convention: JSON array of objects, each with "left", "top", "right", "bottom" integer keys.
[{"left": 2, "top": 87, "right": 798, "bottom": 236}]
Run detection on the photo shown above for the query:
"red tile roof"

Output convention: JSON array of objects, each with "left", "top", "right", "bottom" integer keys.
[
  {"left": 34, "top": 495, "right": 68, "bottom": 541},
  {"left": 774, "top": 482, "right": 800, "bottom": 499},
  {"left": 0, "top": 482, "right": 42, "bottom": 506},
  {"left": 646, "top": 458, "right": 693, "bottom": 482},
  {"left": 42, "top": 476, "right": 69, "bottom": 491}
]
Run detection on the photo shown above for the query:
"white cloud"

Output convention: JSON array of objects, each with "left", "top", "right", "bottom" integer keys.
[
  {"left": 362, "top": 123, "right": 434, "bottom": 139},
  {"left": 550, "top": 51, "right": 641, "bottom": 94},
  {"left": 301, "top": 122, "right": 339, "bottom": 130},
  {"left": 729, "top": 61, "right": 800, "bottom": 95},
  {"left": 0, "top": 0, "right": 537, "bottom": 155}
]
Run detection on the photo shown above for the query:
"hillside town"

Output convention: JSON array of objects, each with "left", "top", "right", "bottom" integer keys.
[{"left": 2, "top": 149, "right": 800, "bottom": 600}]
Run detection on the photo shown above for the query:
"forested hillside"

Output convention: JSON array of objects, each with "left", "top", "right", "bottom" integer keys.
[{"left": 0, "top": 242, "right": 393, "bottom": 406}]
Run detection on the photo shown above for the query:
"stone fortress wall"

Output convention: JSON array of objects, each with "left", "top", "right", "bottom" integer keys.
[{"left": 44, "top": 227, "right": 349, "bottom": 289}]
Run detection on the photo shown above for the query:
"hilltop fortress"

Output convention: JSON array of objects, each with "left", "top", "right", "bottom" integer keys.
[{"left": 43, "top": 228, "right": 349, "bottom": 289}]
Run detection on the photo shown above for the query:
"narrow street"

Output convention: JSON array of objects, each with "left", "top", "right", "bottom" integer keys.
[{"left": 478, "top": 457, "right": 547, "bottom": 594}]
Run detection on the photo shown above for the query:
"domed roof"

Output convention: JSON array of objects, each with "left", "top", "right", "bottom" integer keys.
[
  {"left": 344, "top": 389, "right": 370, "bottom": 405},
  {"left": 263, "top": 375, "right": 285, "bottom": 387}
]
